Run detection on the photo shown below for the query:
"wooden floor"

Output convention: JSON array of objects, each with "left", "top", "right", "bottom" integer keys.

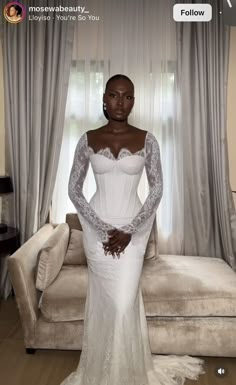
[{"left": 0, "top": 297, "right": 235, "bottom": 385}]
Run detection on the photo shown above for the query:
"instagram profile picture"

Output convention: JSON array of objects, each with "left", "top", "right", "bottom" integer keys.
[{"left": 4, "top": 2, "right": 26, "bottom": 24}]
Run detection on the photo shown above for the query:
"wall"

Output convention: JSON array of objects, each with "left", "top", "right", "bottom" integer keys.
[
  {"left": 0, "top": 42, "right": 4, "bottom": 175},
  {"left": 227, "top": 27, "right": 236, "bottom": 207},
  {"left": 0, "top": 42, "right": 5, "bottom": 220}
]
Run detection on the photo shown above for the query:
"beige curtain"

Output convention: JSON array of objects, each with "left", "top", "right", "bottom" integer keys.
[
  {"left": 177, "top": 0, "right": 236, "bottom": 269},
  {"left": 1, "top": 0, "right": 76, "bottom": 243}
]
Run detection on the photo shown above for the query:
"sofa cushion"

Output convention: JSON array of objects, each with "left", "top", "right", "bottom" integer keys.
[
  {"left": 36, "top": 223, "right": 69, "bottom": 291},
  {"left": 64, "top": 229, "right": 87, "bottom": 265},
  {"left": 141, "top": 255, "right": 236, "bottom": 317},
  {"left": 39, "top": 254, "right": 236, "bottom": 323},
  {"left": 39, "top": 265, "right": 88, "bottom": 322}
]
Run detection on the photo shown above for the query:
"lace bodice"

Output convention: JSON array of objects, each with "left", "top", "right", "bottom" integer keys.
[
  {"left": 88, "top": 146, "right": 146, "bottom": 161},
  {"left": 68, "top": 131, "right": 163, "bottom": 242}
]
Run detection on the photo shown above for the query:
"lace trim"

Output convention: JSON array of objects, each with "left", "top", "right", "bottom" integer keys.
[{"left": 88, "top": 146, "right": 145, "bottom": 161}]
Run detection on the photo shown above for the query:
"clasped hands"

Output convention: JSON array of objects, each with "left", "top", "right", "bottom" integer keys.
[{"left": 102, "top": 229, "right": 131, "bottom": 258}]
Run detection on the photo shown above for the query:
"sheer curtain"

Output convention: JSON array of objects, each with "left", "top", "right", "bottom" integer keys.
[{"left": 51, "top": 0, "right": 182, "bottom": 254}]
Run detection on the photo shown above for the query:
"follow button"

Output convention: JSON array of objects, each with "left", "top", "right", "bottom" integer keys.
[{"left": 173, "top": 4, "right": 212, "bottom": 22}]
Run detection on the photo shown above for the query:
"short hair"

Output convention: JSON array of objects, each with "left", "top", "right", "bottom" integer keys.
[
  {"left": 103, "top": 74, "right": 134, "bottom": 120},
  {"left": 105, "top": 74, "right": 134, "bottom": 92}
]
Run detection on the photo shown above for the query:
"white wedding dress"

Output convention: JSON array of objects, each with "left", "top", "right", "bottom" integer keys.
[{"left": 62, "top": 131, "right": 205, "bottom": 385}]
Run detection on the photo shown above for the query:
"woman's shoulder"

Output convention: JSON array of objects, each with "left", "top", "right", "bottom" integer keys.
[
  {"left": 87, "top": 126, "right": 108, "bottom": 133},
  {"left": 131, "top": 129, "right": 158, "bottom": 148},
  {"left": 145, "top": 131, "right": 157, "bottom": 141},
  {"left": 129, "top": 125, "right": 146, "bottom": 134},
  {"left": 128, "top": 126, "right": 156, "bottom": 139},
  {"left": 86, "top": 127, "right": 106, "bottom": 140}
]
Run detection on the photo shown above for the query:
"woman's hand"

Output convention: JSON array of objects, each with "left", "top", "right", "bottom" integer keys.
[{"left": 103, "top": 229, "right": 131, "bottom": 258}]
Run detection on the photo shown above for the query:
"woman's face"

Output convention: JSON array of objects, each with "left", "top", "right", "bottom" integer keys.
[
  {"left": 103, "top": 79, "right": 135, "bottom": 121},
  {"left": 9, "top": 6, "right": 17, "bottom": 17}
]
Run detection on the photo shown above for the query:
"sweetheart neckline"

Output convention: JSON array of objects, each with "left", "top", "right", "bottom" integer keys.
[
  {"left": 88, "top": 146, "right": 145, "bottom": 161},
  {"left": 85, "top": 131, "right": 149, "bottom": 160}
]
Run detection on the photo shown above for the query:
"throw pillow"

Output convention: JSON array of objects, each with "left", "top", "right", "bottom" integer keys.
[
  {"left": 36, "top": 223, "right": 69, "bottom": 291},
  {"left": 64, "top": 229, "right": 87, "bottom": 265}
]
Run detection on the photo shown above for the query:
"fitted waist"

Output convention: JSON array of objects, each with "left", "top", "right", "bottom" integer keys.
[
  {"left": 89, "top": 192, "right": 142, "bottom": 220},
  {"left": 99, "top": 216, "right": 134, "bottom": 226}
]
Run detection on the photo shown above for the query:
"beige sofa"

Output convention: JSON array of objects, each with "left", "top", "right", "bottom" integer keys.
[{"left": 8, "top": 213, "right": 236, "bottom": 357}]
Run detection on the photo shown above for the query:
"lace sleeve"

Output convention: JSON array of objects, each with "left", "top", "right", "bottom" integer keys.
[
  {"left": 119, "top": 132, "right": 163, "bottom": 235},
  {"left": 68, "top": 133, "right": 116, "bottom": 243}
]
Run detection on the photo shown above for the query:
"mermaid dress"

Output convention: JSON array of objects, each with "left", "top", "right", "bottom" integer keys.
[{"left": 61, "top": 131, "right": 205, "bottom": 385}]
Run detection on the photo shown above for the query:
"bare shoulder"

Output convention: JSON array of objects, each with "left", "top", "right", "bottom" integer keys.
[
  {"left": 128, "top": 125, "right": 148, "bottom": 139},
  {"left": 129, "top": 125, "right": 147, "bottom": 134},
  {"left": 86, "top": 127, "right": 106, "bottom": 145},
  {"left": 86, "top": 127, "right": 104, "bottom": 137},
  {"left": 130, "top": 126, "right": 150, "bottom": 143}
]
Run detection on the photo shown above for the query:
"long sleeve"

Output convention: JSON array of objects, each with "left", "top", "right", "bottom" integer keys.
[
  {"left": 68, "top": 133, "right": 116, "bottom": 243},
  {"left": 119, "top": 132, "right": 163, "bottom": 235}
]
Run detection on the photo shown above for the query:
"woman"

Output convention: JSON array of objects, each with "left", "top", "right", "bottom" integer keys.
[
  {"left": 6, "top": 5, "right": 22, "bottom": 22},
  {"left": 63, "top": 74, "right": 204, "bottom": 385}
]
